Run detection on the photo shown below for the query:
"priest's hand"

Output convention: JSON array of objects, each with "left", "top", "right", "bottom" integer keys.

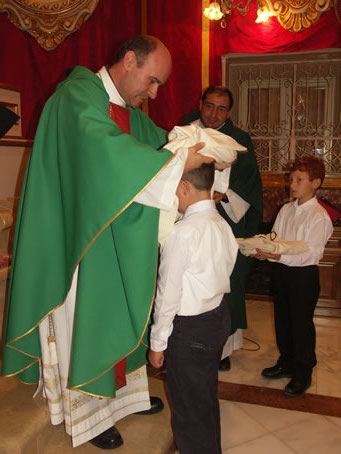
[
  {"left": 148, "top": 350, "right": 165, "bottom": 369},
  {"left": 213, "top": 191, "right": 225, "bottom": 204},
  {"left": 184, "top": 142, "right": 214, "bottom": 173},
  {"left": 214, "top": 160, "right": 235, "bottom": 171}
]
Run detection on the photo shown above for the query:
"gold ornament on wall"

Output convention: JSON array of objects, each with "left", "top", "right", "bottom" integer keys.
[
  {"left": 256, "top": 0, "right": 333, "bottom": 32},
  {"left": 0, "top": 0, "right": 100, "bottom": 50}
]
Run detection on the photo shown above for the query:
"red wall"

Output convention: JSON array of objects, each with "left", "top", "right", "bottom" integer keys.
[
  {"left": 0, "top": 1, "right": 140, "bottom": 138},
  {"left": 0, "top": 0, "right": 340, "bottom": 137}
]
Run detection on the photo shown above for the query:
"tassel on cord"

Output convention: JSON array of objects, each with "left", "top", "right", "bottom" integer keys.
[{"left": 48, "top": 315, "right": 58, "bottom": 366}]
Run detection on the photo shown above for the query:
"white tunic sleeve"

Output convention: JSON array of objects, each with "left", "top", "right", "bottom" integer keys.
[{"left": 135, "top": 148, "right": 187, "bottom": 211}]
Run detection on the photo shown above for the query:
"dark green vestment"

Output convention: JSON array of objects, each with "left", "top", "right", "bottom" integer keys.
[
  {"left": 182, "top": 113, "right": 263, "bottom": 332},
  {"left": 2, "top": 66, "right": 173, "bottom": 397}
]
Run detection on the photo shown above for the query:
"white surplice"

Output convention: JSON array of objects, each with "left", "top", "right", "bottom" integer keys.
[
  {"left": 39, "top": 269, "right": 152, "bottom": 447},
  {"left": 38, "top": 67, "right": 186, "bottom": 447}
]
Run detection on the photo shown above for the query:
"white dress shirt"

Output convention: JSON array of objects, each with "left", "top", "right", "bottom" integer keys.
[
  {"left": 98, "top": 66, "right": 187, "bottom": 211},
  {"left": 273, "top": 196, "right": 333, "bottom": 267},
  {"left": 150, "top": 200, "right": 238, "bottom": 352}
]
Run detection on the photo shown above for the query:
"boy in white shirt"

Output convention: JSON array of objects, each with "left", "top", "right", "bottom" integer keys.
[
  {"left": 149, "top": 163, "right": 238, "bottom": 454},
  {"left": 255, "top": 156, "right": 333, "bottom": 397}
]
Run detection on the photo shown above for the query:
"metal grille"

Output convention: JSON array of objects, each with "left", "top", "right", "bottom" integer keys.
[{"left": 222, "top": 50, "right": 341, "bottom": 175}]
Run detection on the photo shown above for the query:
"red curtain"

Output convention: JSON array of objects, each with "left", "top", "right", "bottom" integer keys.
[
  {"left": 1, "top": 0, "right": 340, "bottom": 138},
  {"left": 209, "top": 3, "right": 341, "bottom": 84},
  {"left": 147, "top": 1, "right": 341, "bottom": 130},
  {"left": 0, "top": 1, "right": 140, "bottom": 138},
  {"left": 146, "top": 0, "right": 203, "bottom": 130}
]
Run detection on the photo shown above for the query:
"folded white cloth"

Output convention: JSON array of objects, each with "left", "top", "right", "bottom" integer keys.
[
  {"left": 237, "top": 234, "right": 309, "bottom": 257},
  {"left": 158, "top": 125, "right": 247, "bottom": 245},
  {"left": 166, "top": 125, "right": 247, "bottom": 163},
  {"left": 158, "top": 197, "right": 180, "bottom": 245}
]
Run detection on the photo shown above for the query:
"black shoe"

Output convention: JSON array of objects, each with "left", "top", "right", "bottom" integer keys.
[
  {"left": 219, "top": 357, "right": 231, "bottom": 371},
  {"left": 89, "top": 426, "right": 123, "bottom": 449},
  {"left": 261, "top": 364, "right": 293, "bottom": 379},
  {"left": 135, "top": 396, "right": 164, "bottom": 415},
  {"left": 283, "top": 378, "right": 311, "bottom": 397}
]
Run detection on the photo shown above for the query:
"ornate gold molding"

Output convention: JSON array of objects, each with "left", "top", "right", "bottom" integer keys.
[
  {"left": 258, "top": 0, "right": 333, "bottom": 32},
  {"left": 0, "top": 0, "right": 99, "bottom": 51}
]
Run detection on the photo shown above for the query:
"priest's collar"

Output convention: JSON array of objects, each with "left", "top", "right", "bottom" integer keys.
[
  {"left": 192, "top": 118, "right": 226, "bottom": 131},
  {"left": 97, "top": 66, "right": 126, "bottom": 107}
]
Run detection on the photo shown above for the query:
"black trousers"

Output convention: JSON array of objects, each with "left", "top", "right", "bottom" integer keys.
[
  {"left": 165, "top": 300, "right": 231, "bottom": 454},
  {"left": 272, "top": 263, "right": 320, "bottom": 381}
]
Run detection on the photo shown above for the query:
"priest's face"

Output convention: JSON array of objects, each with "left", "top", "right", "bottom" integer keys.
[
  {"left": 120, "top": 44, "right": 172, "bottom": 108},
  {"left": 200, "top": 93, "right": 231, "bottom": 130}
]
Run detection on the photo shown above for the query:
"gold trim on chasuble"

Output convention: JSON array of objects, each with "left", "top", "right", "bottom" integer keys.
[
  {"left": 68, "top": 155, "right": 177, "bottom": 396},
  {"left": 4, "top": 154, "right": 175, "bottom": 398}
]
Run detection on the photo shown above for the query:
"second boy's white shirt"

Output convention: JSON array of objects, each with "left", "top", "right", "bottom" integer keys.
[
  {"left": 273, "top": 196, "right": 333, "bottom": 267},
  {"left": 151, "top": 200, "right": 238, "bottom": 352}
]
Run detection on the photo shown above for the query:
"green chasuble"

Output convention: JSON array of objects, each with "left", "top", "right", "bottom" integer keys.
[{"left": 2, "top": 66, "right": 173, "bottom": 397}]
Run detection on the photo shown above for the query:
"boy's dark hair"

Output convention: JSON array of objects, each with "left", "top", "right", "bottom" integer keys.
[
  {"left": 182, "top": 163, "right": 215, "bottom": 191},
  {"left": 288, "top": 155, "right": 326, "bottom": 184},
  {"left": 113, "top": 35, "right": 158, "bottom": 67},
  {"left": 201, "top": 86, "right": 234, "bottom": 111}
]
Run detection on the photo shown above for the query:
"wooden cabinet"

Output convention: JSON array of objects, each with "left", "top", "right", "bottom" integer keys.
[
  {"left": 316, "top": 227, "right": 341, "bottom": 317},
  {"left": 0, "top": 85, "right": 32, "bottom": 338}
]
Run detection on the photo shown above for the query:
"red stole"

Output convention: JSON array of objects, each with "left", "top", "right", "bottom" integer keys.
[
  {"left": 108, "top": 102, "right": 131, "bottom": 390},
  {"left": 109, "top": 102, "right": 131, "bottom": 134}
]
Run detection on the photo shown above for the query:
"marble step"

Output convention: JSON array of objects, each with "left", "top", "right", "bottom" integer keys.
[{"left": 0, "top": 376, "right": 174, "bottom": 454}]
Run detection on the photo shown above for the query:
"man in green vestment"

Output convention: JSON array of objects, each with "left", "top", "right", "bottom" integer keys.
[
  {"left": 182, "top": 86, "right": 263, "bottom": 371},
  {"left": 2, "top": 35, "right": 210, "bottom": 449}
]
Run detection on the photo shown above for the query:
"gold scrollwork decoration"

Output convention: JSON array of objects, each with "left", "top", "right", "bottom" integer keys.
[
  {"left": 0, "top": 0, "right": 100, "bottom": 51},
  {"left": 258, "top": 0, "right": 333, "bottom": 31}
]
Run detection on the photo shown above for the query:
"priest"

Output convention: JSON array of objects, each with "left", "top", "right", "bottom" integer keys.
[{"left": 2, "top": 35, "right": 210, "bottom": 449}]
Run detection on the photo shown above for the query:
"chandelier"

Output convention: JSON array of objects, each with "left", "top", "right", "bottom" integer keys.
[
  {"left": 203, "top": 0, "right": 252, "bottom": 28},
  {"left": 203, "top": 0, "right": 334, "bottom": 31}
]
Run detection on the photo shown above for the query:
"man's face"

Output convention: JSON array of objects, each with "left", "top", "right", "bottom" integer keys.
[
  {"left": 200, "top": 93, "right": 231, "bottom": 130},
  {"left": 121, "top": 45, "right": 172, "bottom": 108},
  {"left": 289, "top": 170, "right": 320, "bottom": 205}
]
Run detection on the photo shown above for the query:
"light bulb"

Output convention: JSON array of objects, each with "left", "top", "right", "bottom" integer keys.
[
  {"left": 255, "top": 7, "right": 273, "bottom": 23},
  {"left": 204, "top": 2, "right": 224, "bottom": 20}
]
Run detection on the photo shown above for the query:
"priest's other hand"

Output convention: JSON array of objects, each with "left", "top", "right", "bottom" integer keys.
[
  {"left": 214, "top": 160, "right": 234, "bottom": 171},
  {"left": 213, "top": 191, "right": 224, "bottom": 204},
  {"left": 184, "top": 142, "right": 214, "bottom": 173},
  {"left": 148, "top": 350, "right": 165, "bottom": 369}
]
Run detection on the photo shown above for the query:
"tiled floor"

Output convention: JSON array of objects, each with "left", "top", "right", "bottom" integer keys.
[
  {"left": 220, "top": 400, "right": 341, "bottom": 453},
  {"left": 47, "top": 376, "right": 341, "bottom": 453},
  {"left": 217, "top": 300, "right": 341, "bottom": 453},
  {"left": 3, "top": 300, "right": 341, "bottom": 453},
  {"left": 219, "top": 300, "right": 341, "bottom": 398},
  {"left": 155, "top": 300, "right": 341, "bottom": 453}
]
